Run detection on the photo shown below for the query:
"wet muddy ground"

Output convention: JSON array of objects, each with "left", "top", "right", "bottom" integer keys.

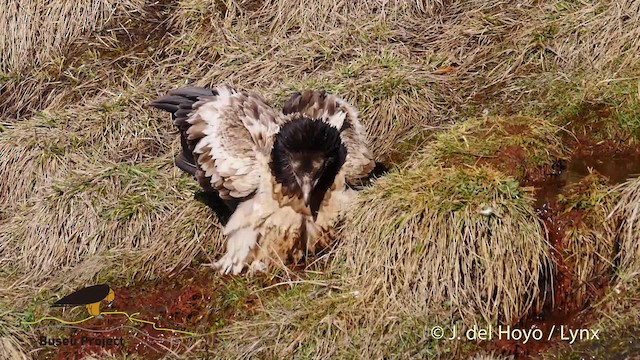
[
  {"left": 40, "top": 269, "right": 274, "bottom": 359},
  {"left": 486, "top": 108, "right": 640, "bottom": 358}
]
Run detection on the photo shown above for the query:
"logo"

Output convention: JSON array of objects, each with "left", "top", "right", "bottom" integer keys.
[
  {"left": 50, "top": 284, "right": 115, "bottom": 317},
  {"left": 21, "top": 283, "right": 199, "bottom": 353}
]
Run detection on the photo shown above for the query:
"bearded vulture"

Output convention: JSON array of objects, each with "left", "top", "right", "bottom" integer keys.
[{"left": 150, "top": 85, "right": 376, "bottom": 275}]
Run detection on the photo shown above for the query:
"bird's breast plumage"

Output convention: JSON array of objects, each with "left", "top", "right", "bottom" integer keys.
[{"left": 224, "top": 155, "right": 351, "bottom": 268}]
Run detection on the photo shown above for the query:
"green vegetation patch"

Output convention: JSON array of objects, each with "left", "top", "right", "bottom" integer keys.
[
  {"left": 429, "top": 116, "right": 567, "bottom": 181},
  {"left": 337, "top": 163, "right": 551, "bottom": 326}
]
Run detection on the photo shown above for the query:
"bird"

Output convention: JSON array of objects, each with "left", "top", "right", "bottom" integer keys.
[
  {"left": 149, "top": 85, "right": 378, "bottom": 275},
  {"left": 51, "top": 284, "right": 115, "bottom": 316}
]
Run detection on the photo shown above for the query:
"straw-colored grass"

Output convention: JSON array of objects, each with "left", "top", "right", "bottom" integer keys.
[
  {"left": 610, "top": 176, "right": 640, "bottom": 278},
  {"left": 0, "top": 0, "right": 146, "bottom": 119},
  {"left": 3, "top": 0, "right": 640, "bottom": 358},
  {"left": 213, "top": 279, "right": 452, "bottom": 359},
  {"left": 559, "top": 174, "right": 619, "bottom": 306},
  {"left": 337, "top": 163, "right": 551, "bottom": 325},
  {"left": 0, "top": 298, "right": 30, "bottom": 360},
  {"left": 0, "top": 336, "right": 28, "bottom": 360},
  {"left": 0, "top": 90, "right": 173, "bottom": 214},
  {"left": 0, "top": 156, "right": 223, "bottom": 288},
  {"left": 0, "top": 0, "right": 144, "bottom": 74}
]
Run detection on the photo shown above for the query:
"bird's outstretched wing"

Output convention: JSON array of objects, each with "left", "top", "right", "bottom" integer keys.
[
  {"left": 150, "top": 85, "right": 281, "bottom": 200},
  {"left": 282, "top": 90, "right": 376, "bottom": 186}
]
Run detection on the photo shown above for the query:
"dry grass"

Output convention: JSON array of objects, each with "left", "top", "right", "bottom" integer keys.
[
  {"left": 559, "top": 173, "right": 619, "bottom": 306},
  {"left": 3, "top": 0, "right": 640, "bottom": 358},
  {"left": 0, "top": 336, "right": 28, "bottom": 360},
  {"left": 0, "top": 155, "right": 223, "bottom": 288},
  {"left": 337, "top": 163, "right": 551, "bottom": 326},
  {"left": 213, "top": 280, "right": 452, "bottom": 359},
  {"left": 610, "top": 176, "right": 640, "bottom": 278},
  {"left": 0, "top": 0, "right": 143, "bottom": 74},
  {"left": 0, "top": 297, "right": 30, "bottom": 360},
  {"left": 0, "top": 0, "right": 146, "bottom": 119},
  {"left": 0, "top": 90, "right": 172, "bottom": 213},
  {"left": 472, "top": 353, "right": 515, "bottom": 360}
]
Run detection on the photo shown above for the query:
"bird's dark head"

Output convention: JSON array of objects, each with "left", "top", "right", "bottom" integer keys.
[{"left": 271, "top": 118, "right": 347, "bottom": 214}]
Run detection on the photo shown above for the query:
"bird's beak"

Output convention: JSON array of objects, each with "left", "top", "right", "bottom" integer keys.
[{"left": 301, "top": 178, "right": 312, "bottom": 207}]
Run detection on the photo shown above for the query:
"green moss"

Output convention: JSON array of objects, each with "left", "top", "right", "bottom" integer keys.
[
  {"left": 428, "top": 116, "right": 566, "bottom": 179},
  {"left": 376, "top": 165, "right": 530, "bottom": 214},
  {"left": 558, "top": 174, "right": 613, "bottom": 213}
]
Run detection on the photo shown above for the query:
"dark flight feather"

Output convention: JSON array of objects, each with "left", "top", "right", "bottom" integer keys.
[{"left": 149, "top": 87, "right": 217, "bottom": 174}]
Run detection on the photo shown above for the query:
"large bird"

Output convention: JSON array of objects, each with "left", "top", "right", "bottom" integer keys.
[{"left": 150, "top": 85, "right": 376, "bottom": 275}]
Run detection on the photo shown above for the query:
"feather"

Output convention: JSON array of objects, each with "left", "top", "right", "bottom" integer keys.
[
  {"left": 151, "top": 85, "right": 379, "bottom": 275},
  {"left": 151, "top": 84, "right": 281, "bottom": 201},
  {"left": 282, "top": 90, "right": 376, "bottom": 186}
]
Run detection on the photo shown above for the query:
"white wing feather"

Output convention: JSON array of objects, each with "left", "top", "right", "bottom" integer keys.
[{"left": 185, "top": 85, "right": 281, "bottom": 200}]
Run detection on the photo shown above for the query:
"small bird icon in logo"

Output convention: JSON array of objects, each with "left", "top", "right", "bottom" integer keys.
[{"left": 51, "top": 284, "right": 115, "bottom": 316}]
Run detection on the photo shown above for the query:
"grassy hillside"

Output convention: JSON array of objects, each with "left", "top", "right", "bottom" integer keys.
[{"left": 2, "top": 0, "right": 640, "bottom": 359}]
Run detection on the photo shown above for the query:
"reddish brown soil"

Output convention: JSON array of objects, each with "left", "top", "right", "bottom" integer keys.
[
  {"left": 485, "top": 103, "right": 640, "bottom": 358},
  {"left": 39, "top": 268, "right": 273, "bottom": 360},
  {"left": 476, "top": 144, "right": 564, "bottom": 183},
  {"left": 487, "top": 181, "right": 605, "bottom": 358},
  {"left": 459, "top": 119, "right": 565, "bottom": 183}
]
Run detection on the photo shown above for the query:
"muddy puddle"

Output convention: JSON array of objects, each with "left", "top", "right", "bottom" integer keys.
[
  {"left": 488, "top": 144, "right": 640, "bottom": 358},
  {"left": 534, "top": 151, "right": 640, "bottom": 210}
]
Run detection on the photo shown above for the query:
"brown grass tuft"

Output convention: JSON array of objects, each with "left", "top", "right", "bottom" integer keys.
[
  {"left": 214, "top": 281, "right": 452, "bottom": 359},
  {"left": 0, "top": 91, "right": 173, "bottom": 212},
  {"left": 336, "top": 163, "right": 551, "bottom": 325},
  {"left": 0, "top": 156, "right": 223, "bottom": 287},
  {"left": 0, "top": 0, "right": 147, "bottom": 119},
  {"left": 0, "top": 0, "right": 143, "bottom": 73},
  {"left": 610, "top": 176, "right": 640, "bottom": 278},
  {"left": 559, "top": 173, "right": 618, "bottom": 306},
  {"left": 0, "top": 336, "right": 28, "bottom": 360},
  {"left": 0, "top": 298, "right": 30, "bottom": 360}
]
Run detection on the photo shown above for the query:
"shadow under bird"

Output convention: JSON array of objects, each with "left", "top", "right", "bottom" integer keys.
[
  {"left": 150, "top": 85, "right": 382, "bottom": 275},
  {"left": 51, "top": 284, "right": 115, "bottom": 316}
]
